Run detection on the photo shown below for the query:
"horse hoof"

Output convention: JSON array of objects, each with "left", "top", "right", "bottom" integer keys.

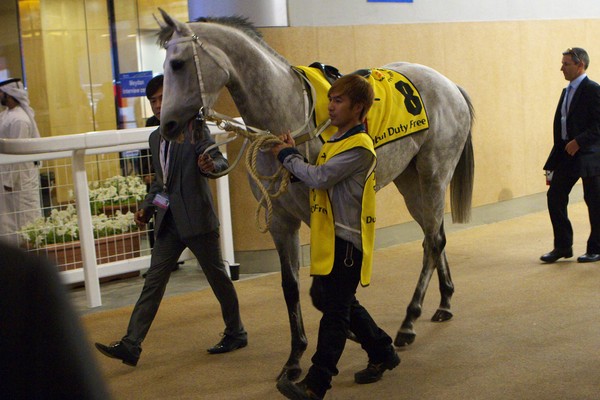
[
  {"left": 276, "top": 366, "right": 302, "bottom": 382},
  {"left": 394, "top": 331, "right": 416, "bottom": 347},
  {"left": 431, "top": 309, "right": 453, "bottom": 322}
]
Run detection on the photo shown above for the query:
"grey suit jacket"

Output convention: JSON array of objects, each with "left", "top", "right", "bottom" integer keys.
[{"left": 142, "top": 125, "right": 228, "bottom": 240}]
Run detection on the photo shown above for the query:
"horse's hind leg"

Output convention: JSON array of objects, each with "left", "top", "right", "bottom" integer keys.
[
  {"left": 269, "top": 215, "right": 307, "bottom": 381},
  {"left": 392, "top": 166, "right": 454, "bottom": 347},
  {"left": 431, "top": 221, "right": 454, "bottom": 323}
]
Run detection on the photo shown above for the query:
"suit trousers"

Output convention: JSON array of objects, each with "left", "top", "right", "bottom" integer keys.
[
  {"left": 547, "top": 168, "right": 600, "bottom": 253},
  {"left": 122, "top": 210, "right": 246, "bottom": 353},
  {"left": 304, "top": 236, "right": 393, "bottom": 397}
]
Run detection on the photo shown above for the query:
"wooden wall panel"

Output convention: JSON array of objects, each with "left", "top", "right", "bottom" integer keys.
[{"left": 222, "top": 19, "right": 600, "bottom": 253}]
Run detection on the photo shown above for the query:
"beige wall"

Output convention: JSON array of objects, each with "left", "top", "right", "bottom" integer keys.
[
  {"left": 14, "top": 5, "right": 600, "bottom": 266},
  {"left": 211, "top": 19, "right": 600, "bottom": 258}
]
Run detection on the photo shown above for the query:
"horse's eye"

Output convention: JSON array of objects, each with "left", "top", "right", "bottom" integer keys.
[{"left": 170, "top": 59, "right": 185, "bottom": 71}]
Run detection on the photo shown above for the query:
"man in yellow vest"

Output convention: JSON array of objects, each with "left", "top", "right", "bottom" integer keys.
[{"left": 272, "top": 74, "right": 399, "bottom": 400}]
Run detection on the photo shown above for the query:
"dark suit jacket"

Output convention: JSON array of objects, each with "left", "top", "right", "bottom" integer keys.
[
  {"left": 142, "top": 125, "right": 228, "bottom": 240},
  {"left": 544, "top": 76, "right": 600, "bottom": 177}
]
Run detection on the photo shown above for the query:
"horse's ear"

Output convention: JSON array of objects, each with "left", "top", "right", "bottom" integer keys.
[
  {"left": 158, "top": 8, "right": 175, "bottom": 27},
  {"left": 158, "top": 8, "right": 192, "bottom": 34},
  {"left": 153, "top": 12, "right": 166, "bottom": 30}
]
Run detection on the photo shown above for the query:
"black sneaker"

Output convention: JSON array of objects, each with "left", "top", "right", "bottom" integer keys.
[
  {"left": 354, "top": 350, "right": 400, "bottom": 384},
  {"left": 95, "top": 341, "right": 140, "bottom": 366},
  {"left": 276, "top": 377, "right": 323, "bottom": 400}
]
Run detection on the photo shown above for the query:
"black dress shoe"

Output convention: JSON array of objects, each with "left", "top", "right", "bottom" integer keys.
[
  {"left": 354, "top": 350, "right": 401, "bottom": 384},
  {"left": 577, "top": 253, "right": 600, "bottom": 263},
  {"left": 95, "top": 341, "right": 140, "bottom": 366},
  {"left": 276, "top": 377, "right": 323, "bottom": 400},
  {"left": 207, "top": 334, "right": 248, "bottom": 354},
  {"left": 540, "top": 248, "right": 573, "bottom": 263}
]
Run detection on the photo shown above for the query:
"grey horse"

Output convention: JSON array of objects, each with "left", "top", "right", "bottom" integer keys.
[{"left": 156, "top": 9, "right": 474, "bottom": 381}]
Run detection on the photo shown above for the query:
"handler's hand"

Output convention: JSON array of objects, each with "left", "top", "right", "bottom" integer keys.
[
  {"left": 565, "top": 139, "right": 580, "bottom": 156},
  {"left": 198, "top": 153, "right": 216, "bottom": 173},
  {"left": 134, "top": 209, "right": 150, "bottom": 228},
  {"left": 271, "top": 132, "right": 295, "bottom": 156}
]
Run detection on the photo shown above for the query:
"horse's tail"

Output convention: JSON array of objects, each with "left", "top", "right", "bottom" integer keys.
[{"left": 450, "top": 86, "right": 475, "bottom": 223}]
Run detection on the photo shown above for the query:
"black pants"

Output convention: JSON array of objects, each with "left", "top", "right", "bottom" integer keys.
[
  {"left": 305, "top": 237, "right": 393, "bottom": 397},
  {"left": 547, "top": 168, "right": 600, "bottom": 253}
]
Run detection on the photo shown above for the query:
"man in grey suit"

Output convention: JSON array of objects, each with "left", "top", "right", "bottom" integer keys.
[
  {"left": 95, "top": 120, "right": 247, "bottom": 366},
  {"left": 541, "top": 47, "right": 600, "bottom": 264}
]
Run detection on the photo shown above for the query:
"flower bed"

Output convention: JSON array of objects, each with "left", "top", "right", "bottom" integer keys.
[
  {"left": 20, "top": 174, "right": 147, "bottom": 275},
  {"left": 86, "top": 175, "right": 146, "bottom": 215},
  {"left": 20, "top": 204, "right": 138, "bottom": 248},
  {"left": 31, "top": 231, "right": 142, "bottom": 272}
]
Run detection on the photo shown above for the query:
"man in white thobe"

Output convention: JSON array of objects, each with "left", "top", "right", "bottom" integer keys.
[{"left": 0, "top": 78, "right": 42, "bottom": 246}]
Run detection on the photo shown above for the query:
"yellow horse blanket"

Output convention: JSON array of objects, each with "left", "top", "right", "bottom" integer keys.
[{"left": 294, "top": 65, "right": 430, "bottom": 148}]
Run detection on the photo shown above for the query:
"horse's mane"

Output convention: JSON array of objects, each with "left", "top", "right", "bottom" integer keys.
[
  {"left": 157, "top": 25, "right": 174, "bottom": 48},
  {"left": 157, "top": 15, "right": 287, "bottom": 64},
  {"left": 195, "top": 16, "right": 263, "bottom": 39}
]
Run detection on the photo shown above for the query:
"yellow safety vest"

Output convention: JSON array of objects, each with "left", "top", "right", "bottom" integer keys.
[{"left": 310, "top": 132, "right": 377, "bottom": 286}]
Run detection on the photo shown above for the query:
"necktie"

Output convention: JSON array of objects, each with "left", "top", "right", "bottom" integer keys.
[
  {"left": 561, "top": 86, "right": 571, "bottom": 140},
  {"left": 162, "top": 139, "right": 170, "bottom": 164},
  {"left": 160, "top": 139, "right": 171, "bottom": 186},
  {"left": 564, "top": 85, "right": 573, "bottom": 112}
]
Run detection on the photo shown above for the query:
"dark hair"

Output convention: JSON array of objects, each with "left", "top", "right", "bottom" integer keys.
[
  {"left": 145, "top": 74, "right": 164, "bottom": 98},
  {"left": 328, "top": 74, "right": 374, "bottom": 121},
  {"left": 563, "top": 47, "right": 590, "bottom": 70}
]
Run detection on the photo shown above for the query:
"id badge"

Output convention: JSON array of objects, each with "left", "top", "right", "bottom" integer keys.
[{"left": 153, "top": 192, "right": 170, "bottom": 210}]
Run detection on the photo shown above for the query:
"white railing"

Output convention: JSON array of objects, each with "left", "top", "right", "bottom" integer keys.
[{"left": 0, "top": 123, "right": 236, "bottom": 308}]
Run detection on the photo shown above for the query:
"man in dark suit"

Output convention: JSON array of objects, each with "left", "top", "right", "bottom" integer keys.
[
  {"left": 141, "top": 75, "right": 161, "bottom": 249},
  {"left": 94, "top": 121, "right": 247, "bottom": 366},
  {"left": 541, "top": 47, "right": 600, "bottom": 263}
]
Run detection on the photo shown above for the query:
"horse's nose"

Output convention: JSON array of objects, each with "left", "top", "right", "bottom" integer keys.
[{"left": 162, "top": 120, "right": 179, "bottom": 139}]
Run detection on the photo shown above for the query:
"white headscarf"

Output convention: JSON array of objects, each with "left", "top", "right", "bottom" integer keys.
[{"left": 0, "top": 79, "right": 40, "bottom": 138}]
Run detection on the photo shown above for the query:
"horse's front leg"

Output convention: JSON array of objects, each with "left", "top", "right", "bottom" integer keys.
[{"left": 270, "top": 218, "right": 307, "bottom": 381}]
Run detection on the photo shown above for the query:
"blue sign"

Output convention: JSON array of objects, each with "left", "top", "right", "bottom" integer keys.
[{"left": 120, "top": 71, "right": 153, "bottom": 98}]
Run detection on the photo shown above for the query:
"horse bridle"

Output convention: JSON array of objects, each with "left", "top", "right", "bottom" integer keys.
[{"left": 163, "top": 30, "right": 327, "bottom": 177}]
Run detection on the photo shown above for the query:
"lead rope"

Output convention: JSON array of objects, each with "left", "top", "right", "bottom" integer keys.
[
  {"left": 205, "top": 113, "right": 291, "bottom": 233},
  {"left": 167, "top": 35, "right": 289, "bottom": 232},
  {"left": 167, "top": 32, "right": 324, "bottom": 232}
]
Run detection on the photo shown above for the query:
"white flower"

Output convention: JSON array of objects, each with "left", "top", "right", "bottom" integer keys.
[
  {"left": 20, "top": 190, "right": 139, "bottom": 248},
  {"left": 21, "top": 175, "right": 144, "bottom": 247}
]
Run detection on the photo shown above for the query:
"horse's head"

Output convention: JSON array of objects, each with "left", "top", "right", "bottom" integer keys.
[{"left": 157, "top": 9, "right": 230, "bottom": 141}]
